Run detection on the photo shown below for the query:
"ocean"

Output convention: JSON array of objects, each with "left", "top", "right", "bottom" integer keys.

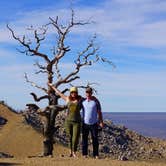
[{"left": 103, "top": 112, "right": 166, "bottom": 140}]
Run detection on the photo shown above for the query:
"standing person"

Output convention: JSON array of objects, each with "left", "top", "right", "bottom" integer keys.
[
  {"left": 48, "top": 83, "right": 82, "bottom": 157},
  {"left": 81, "top": 87, "right": 104, "bottom": 159}
]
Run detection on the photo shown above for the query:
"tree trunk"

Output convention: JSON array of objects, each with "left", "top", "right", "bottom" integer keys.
[
  {"left": 43, "top": 93, "right": 58, "bottom": 156},
  {"left": 43, "top": 108, "right": 58, "bottom": 156}
]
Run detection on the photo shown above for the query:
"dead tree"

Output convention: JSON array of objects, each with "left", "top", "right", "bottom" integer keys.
[{"left": 7, "top": 9, "right": 113, "bottom": 156}]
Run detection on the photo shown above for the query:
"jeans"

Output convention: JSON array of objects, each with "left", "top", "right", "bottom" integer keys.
[{"left": 82, "top": 123, "right": 99, "bottom": 157}]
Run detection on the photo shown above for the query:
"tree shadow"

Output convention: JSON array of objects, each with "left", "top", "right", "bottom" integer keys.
[{"left": 0, "top": 162, "right": 22, "bottom": 166}]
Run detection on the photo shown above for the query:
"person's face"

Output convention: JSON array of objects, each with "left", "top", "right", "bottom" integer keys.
[
  {"left": 70, "top": 91, "right": 78, "bottom": 98},
  {"left": 85, "top": 91, "right": 92, "bottom": 98}
]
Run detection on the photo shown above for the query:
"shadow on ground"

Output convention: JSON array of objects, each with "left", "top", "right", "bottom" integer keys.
[{"left": 0, "top": 162, "right": 22, "bottom": 166}]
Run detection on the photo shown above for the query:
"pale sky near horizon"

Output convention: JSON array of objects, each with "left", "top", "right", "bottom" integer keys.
[{"left": 0, "top": 0, "right": 166, "bottom": 112}]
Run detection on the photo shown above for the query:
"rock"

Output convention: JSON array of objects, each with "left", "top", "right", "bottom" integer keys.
[
  {"left": 101, "top": 145, "right": 110, "bottom": 153},
  {"left": 0, "top": 117, "right": 7, "bottom": 126},
  {"left": 0, "top": 152, "right": 13, "bottom": 158},
  {"left": 118, "top": 154, "right": 128, "bottom": 161},
  {"left": 0, "top": 100, "right": 5, "bottom": 104}
]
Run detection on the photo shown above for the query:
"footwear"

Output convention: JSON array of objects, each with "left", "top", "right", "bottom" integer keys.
[
  {"left": 83, "top": 155, "right": 88, "bottom": 158},
  {"left": 94, "top": 156, "right": 99, "bottom": 159},
  {"left": 69, "top": 153, "right": 73, "bottom": 157},
  {"left": 48, "top": 154, "right": 53, "bottom": 158},
  {"left": 72, "top": 152, "right": 77, "bottom": 158},
  {"left": 69, "top": 150, "right": 73, "bottom": 157}
]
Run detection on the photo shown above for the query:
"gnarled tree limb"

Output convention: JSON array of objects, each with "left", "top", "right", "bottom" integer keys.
[
  {"left": 30, "top": 93, "right": 49, "bottom": 102},
  {"left": 7, "top": 24, "right": 50, "bottom": 63},
  {"left": 24, "top": 73, "right": 47, "bottom": 93}
]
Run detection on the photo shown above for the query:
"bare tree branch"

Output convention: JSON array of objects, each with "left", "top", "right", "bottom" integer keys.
[
  {"left": 30, "top": 93, "right": 49, "bottom": 102},
  {"left": 48, "top": 9, "right": 91, "bottom": 62},
  {"left": 8, "top": 9, "right": 114, "bottom": 102},
  {"left": 100, "top": 57, "right": 116, "bottom": 68},
  {"left": 53, "top": 36, "right": 100, "bottom": 87},
  {"left": 34, "top": 61, "right": 48, "bottom": 74},
  {"left": 24, "top": 73, "right": 47, "bottom": 93},
  {"left": 54, "top": 61, "right": 62, "bottom": 80},
  {"left": 7, "top": 24, "right": 50, "bottom": 63},
  {"left": 70, "top": 82, "right": 99, "bottom": 94}
]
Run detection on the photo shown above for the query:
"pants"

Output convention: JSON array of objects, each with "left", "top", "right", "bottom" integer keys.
[
  {"left": 65, "top": 120, "right": 81, "bottom": 152},
  {"left": 82, "top": 123, "right": 99, "bottom": 157}
]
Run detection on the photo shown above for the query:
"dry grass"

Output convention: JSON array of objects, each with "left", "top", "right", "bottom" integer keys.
[{"left": 0, "top": 104, "right": 166, "bottom": 166}]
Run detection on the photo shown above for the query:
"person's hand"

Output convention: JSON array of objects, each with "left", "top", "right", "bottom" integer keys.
[
  {"left": 99, "top": 122, "right": 104, "bottom": 128},
  {"left": 48, "top": 83, "right": 53, "bottom": 87}
]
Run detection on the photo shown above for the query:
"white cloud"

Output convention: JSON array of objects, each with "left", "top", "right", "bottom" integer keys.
[
  {"left": 1, "top": 0, "right": 166, "bottom": 51},
  {"left": 81, "top": 68, "right": 166, "bottom": 97},
  {"left": 71, "top": 0, "right": 166, "bottom": 49},
  {"left": 132, "top": 21, "right": 166, "bottom": 47}
]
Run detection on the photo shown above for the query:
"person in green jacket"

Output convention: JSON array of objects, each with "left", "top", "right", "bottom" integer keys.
[{"left": 48, "top": 83, "right": 81, "bottom": 157}]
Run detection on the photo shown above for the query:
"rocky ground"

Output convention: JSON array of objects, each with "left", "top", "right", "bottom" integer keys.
[{"left": 22, "top": 106, "right": 166, "bottom": 161}]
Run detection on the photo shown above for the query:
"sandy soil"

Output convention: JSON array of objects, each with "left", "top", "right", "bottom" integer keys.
[{"left": 0, "top": 157, "right": 166, "bottom": 166}]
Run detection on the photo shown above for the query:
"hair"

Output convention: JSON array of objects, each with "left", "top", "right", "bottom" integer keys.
[{"left": 69, "top": 92, "right": 81, "bottom": 101}]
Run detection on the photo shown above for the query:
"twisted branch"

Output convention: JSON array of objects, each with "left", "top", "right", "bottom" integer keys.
[
  {"left": 7, "top": 24, "right": 50, "bottom": 63},
  {"left": 30, "top": 93, "right": 49, "bottom": 102},
  {"left": 24, "top": 73, "right": 47, "bottom": 93}
]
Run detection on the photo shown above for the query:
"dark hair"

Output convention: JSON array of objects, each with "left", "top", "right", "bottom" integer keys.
[{"left": 86, "top": 87, "right": 93, "bottom": 93}]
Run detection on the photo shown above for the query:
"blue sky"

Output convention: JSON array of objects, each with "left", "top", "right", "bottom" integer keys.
[{"left": 0, "top": 0, "right": 166, "bottom": 112}]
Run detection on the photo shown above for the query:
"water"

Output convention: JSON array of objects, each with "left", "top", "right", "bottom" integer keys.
[{"left": 103, "top": 112, "right": 166, "bottom": 139}]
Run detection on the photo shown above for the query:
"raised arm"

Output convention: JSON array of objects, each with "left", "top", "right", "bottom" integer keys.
[{"left": 48, "top": 83, "right": 68, "bottom": 101}]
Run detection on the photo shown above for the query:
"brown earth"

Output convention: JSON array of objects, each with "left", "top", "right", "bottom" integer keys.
[{"left": 0, "top": 103, "right": 166, "bottom": 166}]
